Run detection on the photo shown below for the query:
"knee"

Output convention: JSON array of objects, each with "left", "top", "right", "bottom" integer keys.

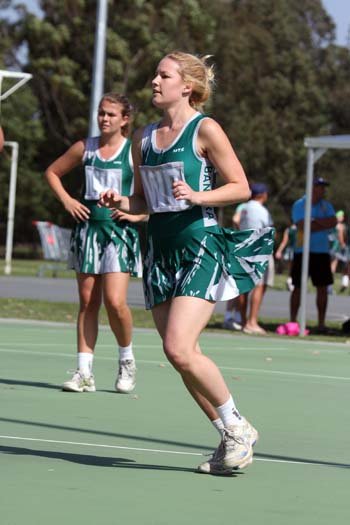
[
  {"left": 104, "top": 297, "right": 128, "bottom": 318},
  {"left": 163, "top": 338, "right": 191, "bottom": 373},
  {"left": 79, "top": 295, "right": 101, "bottom": 314}
]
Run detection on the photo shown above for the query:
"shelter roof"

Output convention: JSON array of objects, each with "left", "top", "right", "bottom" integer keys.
[{"left": 304, "top": 135, "right": 350, "bottom": 149}]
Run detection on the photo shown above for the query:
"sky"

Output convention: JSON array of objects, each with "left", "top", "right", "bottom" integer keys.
[
  {"left": 322, "top": 0, "right": 350, "bottom": 46},
  {"left": 2, "top": 1, "right": 350, "bottom": 47}
]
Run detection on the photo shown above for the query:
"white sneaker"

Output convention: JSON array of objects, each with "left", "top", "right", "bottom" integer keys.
[
  {"left": 115, "top": 359, "right": 136, "bottom": 393},
  {"left": 341, "top": 275, "right": 349, "bottom": 291},
  {"left": 62, "top": 370, "right": 96, "bottom": 392},
  {"left": 198, "top": 418, "right": 258, "bottom": 475},
  {"left": 222, "top": 319, "right": 242, "bottom": 331},
  {"left": 286, "top": 277, "right": 294, "bottom": 292},
  {"left": 233, "top": 311, "right": 242, "bottom": 325}
]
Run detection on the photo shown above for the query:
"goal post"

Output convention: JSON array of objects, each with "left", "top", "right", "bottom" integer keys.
[
  {"left": 0, "top": 69, "right": 32, "bottom": 275},
  {"left": 0, "top": 71, "right": 32, "bottom": 101},
  {"left": 3, "top": 141, "right": 19, "bottom": 275}
]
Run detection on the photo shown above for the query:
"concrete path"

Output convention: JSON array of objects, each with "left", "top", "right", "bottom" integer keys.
[{"left": 1, "top": 275, "right": 349, "bottom": 322}]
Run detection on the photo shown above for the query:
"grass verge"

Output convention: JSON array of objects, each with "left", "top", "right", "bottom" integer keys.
[{"left": 0, "top": 297, "right": 348, "bottom": 344}]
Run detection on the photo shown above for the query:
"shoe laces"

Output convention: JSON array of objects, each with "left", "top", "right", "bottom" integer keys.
[
  {"left": 223, "top": 427, "right": 246, "bottom": 448},
  {"left": 66, "top": 369, "right": 82, "bottom": 380},
  {"left": 66, "top": 370, "right": 93, "bottom": 382},
  {"left": 118, "top": 360, "right": 135, "bottom": 380}
]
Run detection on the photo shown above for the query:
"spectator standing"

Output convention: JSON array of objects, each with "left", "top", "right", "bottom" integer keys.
[
  {"left": 290, "top": 177, "right": 337, "bottom": 333},
  {"left": 275, "top": 223, "right": 297, "bottom": 291},
  {"left": 329, "top": 210, "right": 349, "bottom": 292},
  {"left": 239, "top": 183, "right": 274, "bottom": 335},
  {"left": 222, "top": 202, "right": 246, "bottom": 330}
]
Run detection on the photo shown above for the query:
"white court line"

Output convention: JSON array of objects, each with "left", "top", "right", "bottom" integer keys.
[
  {"left": 0, "top": 347, "right": 349, "bottom": 381},
  {"left": 219, "top": 366, "right": 350, "bottom": 382},
  {"left": 1, "top": 335, "right": 349, "bottom": 354},
  {"left": 0, "top": 435, "right": 325, "bottom": 467},
  {"left": 0, "top": 342, "right": 159, "bottom": 349},
  {"left": 1, "top": 317, "right": 349, "bottom": 350},
  {"left": 0, "top": 434, "right": 201, "bottom": 456},
  {"left": 0, "top": 347, "right": 167, "bottom": 366}
]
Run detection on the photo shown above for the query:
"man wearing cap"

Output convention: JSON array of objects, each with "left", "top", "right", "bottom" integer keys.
[
  {"left": 238, "top": 182, "right": 274, "bottom": 335},
  {"left": 290, "top": 177, "right": 337, "bottom": 333}
]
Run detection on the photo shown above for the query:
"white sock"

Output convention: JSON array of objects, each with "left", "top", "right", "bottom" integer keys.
[
  {"left": 212, "top": 418, "right": 225, "bottom": 436},
  {"left": 216, "top": 395, "right": 243, "bottom": 428},
  {"left": 78, "top": 352, "right": 93, "bottom": 377},
  {"left": 119, "top": 343, "right": 134, "bottom": 362}
]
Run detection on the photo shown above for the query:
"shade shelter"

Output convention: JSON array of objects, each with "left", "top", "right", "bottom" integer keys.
[{"left": 299, "top": 135, "right": 350, "bottom": 335}]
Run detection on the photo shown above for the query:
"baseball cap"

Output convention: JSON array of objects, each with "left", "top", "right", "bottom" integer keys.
[
  {"left": 336, "top": 210, "right": 344, "bottom": 219},
  {"left": 313, "top": 177, "right": 330, "bottom": 186},
  {"left": 251, "top": 182, "right": 268, "bottom": 196}
]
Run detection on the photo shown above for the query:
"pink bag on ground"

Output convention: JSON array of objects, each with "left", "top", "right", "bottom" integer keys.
[{"left": 276, "top": 322, "right": 309, "bottom": 336}]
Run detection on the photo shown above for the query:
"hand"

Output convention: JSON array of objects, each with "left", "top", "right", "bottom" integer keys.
[
  {"left": 275, "top": 251, "right": 282, "bottom": 260},
  {"left": 63, "top": 197, "right": 90, "bottom": 222},
  {"left": 98, "top": 189, "right": 122, "bottom": 209},
  {"left": 111, "top": 209, "right": 134, "bottom": 222},
  {"left": 172, "top": 180, "right": 196, "bottom": 204}
]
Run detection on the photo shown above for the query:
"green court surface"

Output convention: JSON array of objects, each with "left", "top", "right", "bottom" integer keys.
[{"left": 0, "top": 320, "right": 349, "bottom": 525}]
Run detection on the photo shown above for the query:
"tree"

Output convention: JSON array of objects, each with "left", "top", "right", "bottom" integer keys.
[
  {"left": 211, "top": 0, "right": 337, "bottom": 226},
  {"left": 1, "top": 0, "right": 216, "bottom": 242},
  {"left": 1, "top": 0, "right": 350, "bottom": 247}
]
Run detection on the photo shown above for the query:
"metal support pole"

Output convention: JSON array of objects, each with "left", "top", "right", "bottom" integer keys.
[
  {"left": 4, "top": 141, "right": 19, "bottom": 275},
  {"left": 88, "top": 0, "right": 108, "bottom": 137},
  {"left": 299, "top": 147, "right": 326, "bottom": 335}
]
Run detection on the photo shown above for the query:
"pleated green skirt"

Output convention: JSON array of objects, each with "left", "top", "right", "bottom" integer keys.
[
  {"left": 143, "top": 226, "right": 275, "bottom": 309},
  {"left": 69, "top": 219, "right": 142, "bottom": 276}
]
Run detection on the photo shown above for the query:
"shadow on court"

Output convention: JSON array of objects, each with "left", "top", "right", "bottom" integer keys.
[
  {"left": 0, "top": 445, "right": 212, "bottom": 474},
  {"left": 0, "top": 416, "right": 213, "bottom": 452},
  {"left": 1, "top": 417, "right": 348, "bottom": 471},
  {"left": 0, "top": 377, "right": 59, "bottom": 390},
  {"left": 254, "top": 452, "right": 350, "bottom": 470}
]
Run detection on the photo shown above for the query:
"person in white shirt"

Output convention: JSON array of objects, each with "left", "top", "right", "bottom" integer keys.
[{"left": 239, "top": 183, "right": 274, "bottom": 335}]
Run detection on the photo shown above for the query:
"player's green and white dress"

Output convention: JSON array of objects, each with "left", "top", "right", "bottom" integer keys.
[
  {"left": 140, "top": 112, "right": 274, "bottom": 309},
  {"left": 69, "top": 136, "right": 142, "bottom": 276}
]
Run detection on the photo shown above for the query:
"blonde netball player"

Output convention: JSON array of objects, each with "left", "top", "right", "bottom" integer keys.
[{"left": 99, "top": 53, "right": 274, "bottom": 474}]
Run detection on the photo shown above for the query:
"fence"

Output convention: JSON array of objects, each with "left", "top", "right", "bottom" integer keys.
[{"left": 33, "top": 221, "right": 72, "bottom": 277}]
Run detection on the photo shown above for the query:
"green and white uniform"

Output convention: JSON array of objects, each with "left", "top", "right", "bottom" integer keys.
[
  {"left": 140, "top": 112, "right": 274, "bottom": 309},
  {"left": 69, "top": 136, "right": 142, "bottom": 276},
  {"left": 329, "top": 224, "right": 348, "bottom": 263}
]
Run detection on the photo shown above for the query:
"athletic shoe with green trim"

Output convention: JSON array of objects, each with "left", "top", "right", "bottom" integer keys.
[
  {"left": 62, "top": 370, "right": 96, "bottom": 393},
  {"left": 197, "top": 418, "right": 258, "bottom": 475},
  {"left": 115, "top": 359, "right": 136, "bottom": 393}
]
